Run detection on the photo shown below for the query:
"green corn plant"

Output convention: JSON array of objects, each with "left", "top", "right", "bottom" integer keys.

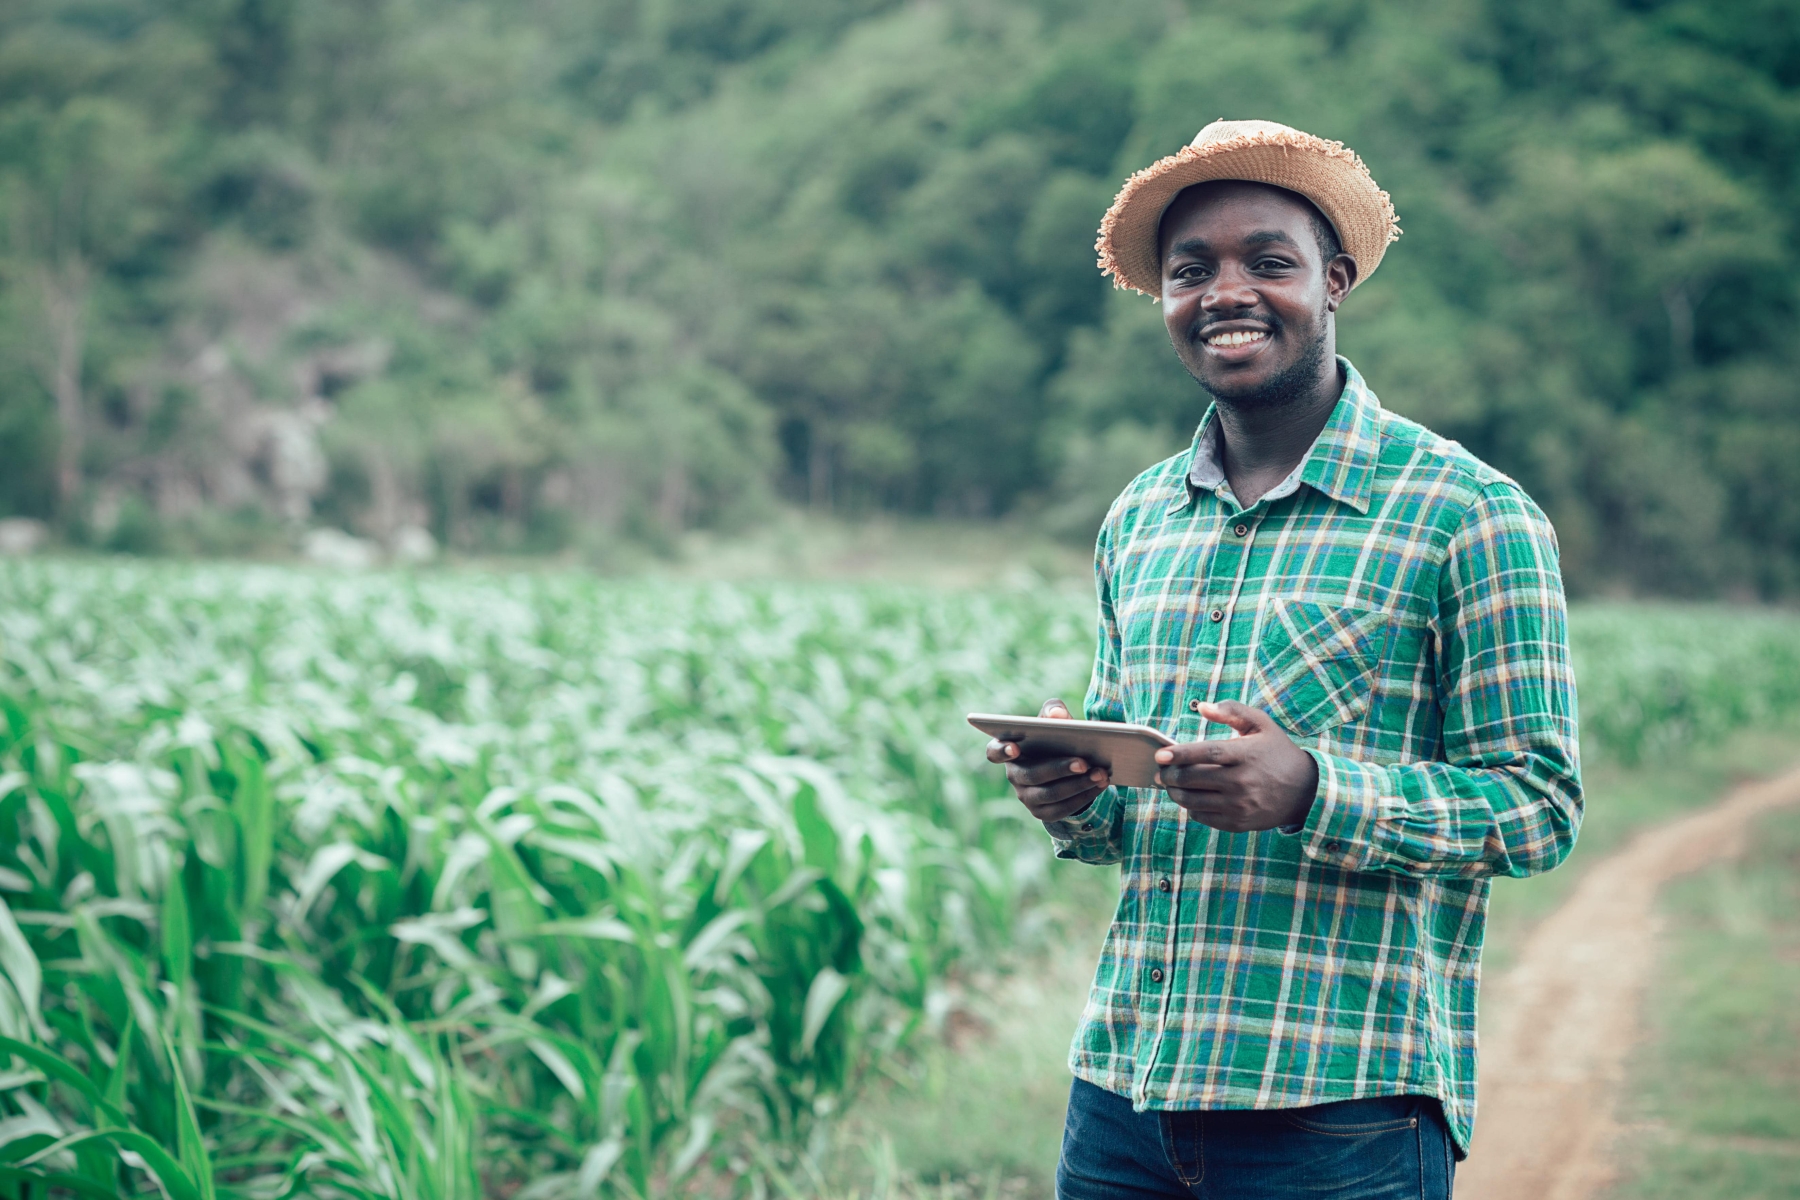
[
  {"left": 200, "top": 991, "right": 485, "bottom": 1200},
  {"left": 0, "top": 908, "right": 213, "bottom": 1200},
  {"left": 6, "top": 558, "right": 1796, "bottom": 1197}
]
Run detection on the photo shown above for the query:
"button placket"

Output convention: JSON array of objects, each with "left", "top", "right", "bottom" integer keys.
[{"left": 1143, "top": 501, "right": 1263, "bottom": 1084}]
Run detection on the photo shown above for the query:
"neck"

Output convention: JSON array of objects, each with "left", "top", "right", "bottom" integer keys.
[{"left": 1213, "top": 357, "right": 1344, "bottom": 508}]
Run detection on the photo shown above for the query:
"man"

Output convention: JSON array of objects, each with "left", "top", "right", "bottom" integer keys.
[{"left": 986, "top": 120, "right": 1581, "bottom": 1198}]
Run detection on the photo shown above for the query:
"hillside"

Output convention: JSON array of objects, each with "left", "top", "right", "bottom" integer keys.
[{"left": 2, "top": 0, "right": 1798, "bottom": 595}]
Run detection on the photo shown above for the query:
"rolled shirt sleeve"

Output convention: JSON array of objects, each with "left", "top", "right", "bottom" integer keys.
[{"left": 1044, "top": 786, "right": 1127, "bottom": 863}]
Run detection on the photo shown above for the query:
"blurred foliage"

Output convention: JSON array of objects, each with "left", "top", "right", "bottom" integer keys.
[{"left": 0, "top": 0, "right": 1798, "bottom": 592}]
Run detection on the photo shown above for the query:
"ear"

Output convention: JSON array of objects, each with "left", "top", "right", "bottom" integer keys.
[{"left": 1324, "top": 254, "right": 1357, "bottom": 312}]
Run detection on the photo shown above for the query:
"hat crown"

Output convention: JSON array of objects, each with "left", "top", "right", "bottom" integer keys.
[
  {"left": 1189, "top": 119, "right": 1298, "bottom": 149},
  {"left": 1097, "top": 117, "right": 1400, "bottom": 296}
]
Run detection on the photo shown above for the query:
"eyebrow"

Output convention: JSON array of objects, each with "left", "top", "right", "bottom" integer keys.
[{"left": 1165, "top": 230, "right": 1302, "bottom": 259}]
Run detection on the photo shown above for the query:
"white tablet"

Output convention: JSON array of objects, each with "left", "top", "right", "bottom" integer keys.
[{"left": 967, "top": 712, "right": 1175, "bottom": 790}]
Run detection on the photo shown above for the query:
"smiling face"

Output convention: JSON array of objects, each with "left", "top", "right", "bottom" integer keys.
[{"left": 1159, "top": 181, "right": 1355, "bottom": 408}]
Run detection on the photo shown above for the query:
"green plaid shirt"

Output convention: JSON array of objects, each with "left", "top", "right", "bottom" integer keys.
[{"left": 1048, "top": 358, "right": 1581, "bottom": 1153}]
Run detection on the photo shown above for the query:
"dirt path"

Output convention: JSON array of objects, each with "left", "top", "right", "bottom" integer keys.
[{"left": 1455, "top": 762, "right": 1800, "bottom": 1200}]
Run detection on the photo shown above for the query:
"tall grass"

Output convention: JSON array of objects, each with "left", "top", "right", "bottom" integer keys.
[{"left": 0, "top": 561, "right": 1796, "bottom": 1196}]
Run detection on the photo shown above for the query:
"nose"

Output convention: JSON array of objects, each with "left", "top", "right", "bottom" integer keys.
[{"left": 1202, "top": 263, "right": 1258, "bottom": 312}]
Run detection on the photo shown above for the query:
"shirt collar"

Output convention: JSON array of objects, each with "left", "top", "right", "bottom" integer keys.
[{"left": 1171, "top": 356, "right": 1381, "bottom": 517}]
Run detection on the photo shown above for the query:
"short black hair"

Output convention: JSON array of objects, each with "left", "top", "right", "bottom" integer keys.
[{"left": 1303, "top": 201, "right": 1343, "bottom": 266}]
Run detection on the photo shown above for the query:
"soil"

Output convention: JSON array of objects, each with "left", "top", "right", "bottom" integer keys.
[{"left": 1453, "top": 762, "right": 1800, "bottom": 1200}]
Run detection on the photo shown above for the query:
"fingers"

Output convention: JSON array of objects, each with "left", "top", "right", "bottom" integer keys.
[
  {"left": 1164, "top": 787, "right": 1275, "bottom": 832},
  {"left": 1198, "top": 700, "right": 1272, "bottom": 736},
  {"left": 1161, "top": 783, "right": 1258, "bottom": 829},
  {"left": 1024, "top": 784, "right": 1106, "bottom": 822},
  {"left": 996, "top": 717, "right": 1109, "bottom": 817},
  {"left": 1008, "top": 756, "right": 1106, "bottom": 787},
  {"left": 1155, "top": 739, "right": 1248, "bottom": 768},
  {"left": 994, "top": 699, "right": 1077, "bottom": 770},
  {"left": 1016, "top": 772, "right": 1107, "bottom": 815},
  {"left": 1157, "top": 762, "right": 1230, "bottom": 791}
]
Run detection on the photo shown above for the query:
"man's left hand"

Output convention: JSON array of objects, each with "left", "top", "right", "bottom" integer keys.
[{"left": 1154, "top": 701, "right": 1320, "bottom": 832}]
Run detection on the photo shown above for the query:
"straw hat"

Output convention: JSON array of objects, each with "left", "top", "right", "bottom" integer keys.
[{"left": 1096, "top": 119, "right": 1400, "bottom": 296}]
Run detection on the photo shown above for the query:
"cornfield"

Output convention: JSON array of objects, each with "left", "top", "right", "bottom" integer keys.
[{"left": 0, "top": 560, "right": 1796, "bottom": 1198}]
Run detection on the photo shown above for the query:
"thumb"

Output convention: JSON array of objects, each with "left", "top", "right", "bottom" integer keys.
[
  {"left": 1040, "top": 698, "right": 1073, "bottom": 719},
  {"left": 1198, "top": 700, "right": 1272, "bottom": 737}
]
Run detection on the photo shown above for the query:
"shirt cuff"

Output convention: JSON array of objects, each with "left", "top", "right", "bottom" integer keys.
[
  {"left": 1043, "top": 786, "right": 1122, "bottom": 859},
  {"left": 1298, "top": 749, "right": 1388, "bottom": 871}
]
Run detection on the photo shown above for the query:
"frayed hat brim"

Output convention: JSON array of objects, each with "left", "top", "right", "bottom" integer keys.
[{"left": 1097, "top": 122, "right": 1401, "bottom": 297}]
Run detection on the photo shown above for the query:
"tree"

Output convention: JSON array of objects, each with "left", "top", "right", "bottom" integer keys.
[
  {"left": 0, "top": 98, "right": 162, "bottom": 522},
  {"left": 3, "top": 0, "right": 1799, "bottom": 592}
]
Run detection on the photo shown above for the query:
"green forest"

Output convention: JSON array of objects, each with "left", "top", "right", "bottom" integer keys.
[{"left": 2, "top": 0, "right": 1798, "bottom": 596}]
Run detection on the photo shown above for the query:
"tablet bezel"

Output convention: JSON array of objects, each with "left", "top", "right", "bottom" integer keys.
[{"left": 966, "top": 712, "right": 1176, "bottom": 790}]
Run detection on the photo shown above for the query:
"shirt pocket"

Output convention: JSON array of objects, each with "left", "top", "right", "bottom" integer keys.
[{"left": 1248, "top": 599, "right": 1392, "bottom": 738}]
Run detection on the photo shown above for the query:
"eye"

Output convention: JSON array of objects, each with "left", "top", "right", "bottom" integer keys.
[{"left": 1173, "top": 263, "right": 1212, "bottom": 281}]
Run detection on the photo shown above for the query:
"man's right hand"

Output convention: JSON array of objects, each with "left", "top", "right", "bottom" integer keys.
[{"left": 984, "top": 698, "right": 1112, "bottom": 823}]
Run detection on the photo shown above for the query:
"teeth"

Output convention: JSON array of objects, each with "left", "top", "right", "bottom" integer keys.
[{"left": 1206, "top": 330, "right": 1268, "bottom": 348}]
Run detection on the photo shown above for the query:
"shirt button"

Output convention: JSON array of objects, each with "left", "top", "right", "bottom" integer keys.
[
  {"left": 1188, "top": 698, "right": 1202, "bottom": 713},
  {"left": 1082, "top": 822, "right": 1096, "bottom": 832},
  {"left": 1150, "top": 967, "right": 1164, "bottom": 984},
  {"left": 1157, "top": 877, "right": 1171, "bottom": 892},
  {"left": 1209, "top": 608, "right": 1225, "bottom": 623},
  {"left": 1233, "top": 523, "right": 1249, "bottom": 537},
  {"left": 1325, "top": 840, "right": 1343, "bottom": 853}
]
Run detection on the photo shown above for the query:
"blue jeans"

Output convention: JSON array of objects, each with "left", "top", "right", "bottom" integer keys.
[{"left": 1056, "top": 1078, "right": 1456, "bottom": 1199}]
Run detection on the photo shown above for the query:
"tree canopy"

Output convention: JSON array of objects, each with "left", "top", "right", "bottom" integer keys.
[{"left": 2, "top": 0, "right": 1798, "bottom": 595}]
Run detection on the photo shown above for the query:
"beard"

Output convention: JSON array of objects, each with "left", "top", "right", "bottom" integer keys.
[{"left": 1197, "top": 320, "right": 1333, "bottom": 410}]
